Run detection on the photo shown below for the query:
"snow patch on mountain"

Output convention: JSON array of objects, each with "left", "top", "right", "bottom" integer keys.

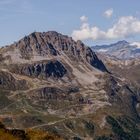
[{"left": 98, "top": 48, "right": 108, "bottom": 52}]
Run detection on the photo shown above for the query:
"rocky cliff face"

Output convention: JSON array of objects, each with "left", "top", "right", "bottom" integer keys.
[
  {"left": 0, "top": 32, "right": 140, "bottom": 140},
  {"left": 10, "top": 60, "right": 67, "bottom": 79}
]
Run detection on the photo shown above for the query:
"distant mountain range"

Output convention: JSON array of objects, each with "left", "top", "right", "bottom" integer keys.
[{"left": 92, "top": 40, "right": 140, "bottom": 59}]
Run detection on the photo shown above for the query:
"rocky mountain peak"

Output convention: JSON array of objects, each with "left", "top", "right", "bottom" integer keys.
[
  {"left": 0, "top": 31, "right": 107, "bottom": 72},
  {"left": 12, "top": 31, "right": 86, "bottom": 59}
]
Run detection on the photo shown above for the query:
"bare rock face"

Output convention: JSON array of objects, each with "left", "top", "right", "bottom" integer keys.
[{"left": 10, "top": 60, "right": 67, "bottom": 79}]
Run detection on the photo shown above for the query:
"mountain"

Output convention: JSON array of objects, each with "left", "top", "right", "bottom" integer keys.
[
  {"left": 92, "top": 40, "right": 140, "bottom": 59},
  {"left": 0, "top": 31, "right": 140, "bottom": 140}
]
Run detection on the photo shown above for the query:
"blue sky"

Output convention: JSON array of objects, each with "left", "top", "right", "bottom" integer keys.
[{"left": 0, "top": 0, "right": 140, "bottom": 46}]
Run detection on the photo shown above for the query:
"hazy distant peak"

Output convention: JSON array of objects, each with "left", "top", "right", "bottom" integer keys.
[{"left": 92, "top": 40, "right": 140, "bottom": 59}]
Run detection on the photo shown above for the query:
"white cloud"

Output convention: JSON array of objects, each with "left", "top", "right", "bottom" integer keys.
[
  {"left": 130, "top": 42, "right": 140, "bottom": 48},
  {"left": 72, "top": 16, "right": 140, "bottom": 41},
  {"left": 80, "top": 15, "right": 88, "bottom": 22},
  {"left": 104, "top": 8, "right": 113, "bottom": 18}
]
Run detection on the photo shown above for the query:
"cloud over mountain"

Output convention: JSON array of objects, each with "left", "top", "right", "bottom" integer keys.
[{"left": 72, "top": 16, "right": 140, "bottom": 41}]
